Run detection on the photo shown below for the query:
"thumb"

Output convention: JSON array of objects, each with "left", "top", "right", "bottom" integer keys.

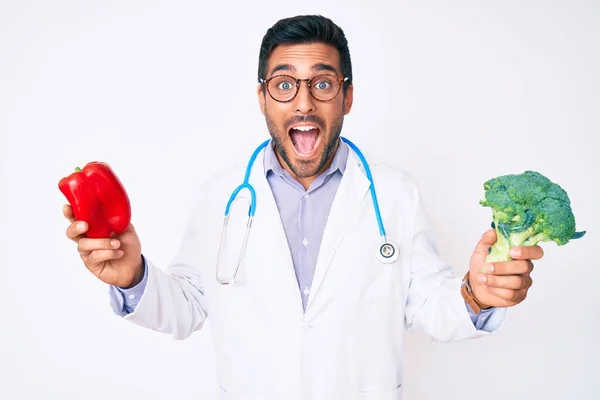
[
  {"left": 474, "top": 229, "right": 497, "bottom": 255},
  {"left": 470, "top": 229, "right": 497, "bottom": 269}
]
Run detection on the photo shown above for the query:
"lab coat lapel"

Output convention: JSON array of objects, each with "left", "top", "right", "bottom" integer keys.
[
  {"left": 306, "top": 149, "right": 371, "bottom": 311},
  {"left": 244, "top": 146, "right": 305, "bottom": 316}
]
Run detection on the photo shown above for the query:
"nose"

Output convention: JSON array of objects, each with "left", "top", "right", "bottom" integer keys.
[{"left": 294, "top": 80, "right": 316, "bottom": 115}]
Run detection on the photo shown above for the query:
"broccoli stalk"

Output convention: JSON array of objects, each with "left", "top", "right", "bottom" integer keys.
[
  {"left": 487, "top": 226, "right": 511, "bottom": 262},
  {"left": 481, "top": 171, "right": 585, "bottom": 263},
  {"left": 487, "top": 221, "right": 543, "bottom": 262}
]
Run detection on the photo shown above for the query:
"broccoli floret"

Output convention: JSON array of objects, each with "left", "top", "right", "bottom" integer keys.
[{"left": 480, "top": 170, "right": 585, "bottom": 262}]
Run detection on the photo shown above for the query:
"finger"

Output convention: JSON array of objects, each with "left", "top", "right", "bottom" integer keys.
[
  {"left": 471, "top": 229, "right": 498, "bottom": 273},
  {"left": 509, "top": 245, "right": 544, "bottom": 260},
  {"left": 66, "top": 220, "right": 88, "bottom": 242},
  {"left": 77, "top": 238, "right": 121, "bottom": 256},
  {"left": 485, "top": 286, "right": 527, "bottom": 303},
  {"left": 485, "top": 260, "right": 533, "bottom": 275},
  {"left": 479, "top": 273, "right": 532, "bottom": 290},
  {"left": 63, "top": 204, "right": 75, "bottom": 222},
  {"left": 474, "top": 229, "right": 497, "bottom": 255},
  {"left": 85, "top": 249, "right": 124, "bottom": 265}
]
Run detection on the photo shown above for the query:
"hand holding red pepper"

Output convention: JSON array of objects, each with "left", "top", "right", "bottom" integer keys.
[{"left": 60, "top": 162, "right": 144, "bottom": 288}]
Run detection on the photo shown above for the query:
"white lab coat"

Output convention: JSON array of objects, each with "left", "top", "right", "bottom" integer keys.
[{"left": 110, "top": 143, "right": 506, "bottom": 400}]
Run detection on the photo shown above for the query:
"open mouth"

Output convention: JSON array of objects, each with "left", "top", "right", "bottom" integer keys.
[{"left": 289, "top": 125, "right": 321, "bottom": 157}]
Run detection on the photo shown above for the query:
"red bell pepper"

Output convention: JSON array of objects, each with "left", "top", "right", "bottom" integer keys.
[{"left": 59, "top": 162, "right": 131, "bottom": 238}]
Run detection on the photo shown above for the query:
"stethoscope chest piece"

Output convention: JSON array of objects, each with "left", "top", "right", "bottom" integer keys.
[{"left": 377, "top": 241, "right": 399, "bottom": 264}]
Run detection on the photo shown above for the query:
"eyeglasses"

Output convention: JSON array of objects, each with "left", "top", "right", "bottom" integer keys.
[{"left": 259, "top": 74, "right": 349, "bottom": 103}]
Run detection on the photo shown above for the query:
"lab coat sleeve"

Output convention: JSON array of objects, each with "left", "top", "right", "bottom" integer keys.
[
  {"left": 107, "top": 205, "right": 209, "bottom": 340},
  {"left": 403, "top": 183, "right": 507, "bottom": 342}
]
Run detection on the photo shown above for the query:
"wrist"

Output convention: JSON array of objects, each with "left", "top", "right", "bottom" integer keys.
[
  {"left": 461, "top": 271, "right": 492, "bottom": 314},
  {"left": 121, "top": 255, "right": 145, "bottom": 289}
]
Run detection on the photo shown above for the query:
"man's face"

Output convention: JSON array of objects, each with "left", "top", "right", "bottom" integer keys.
[{"left": 257, "top": 42, "right": 353, "bottom": 180}]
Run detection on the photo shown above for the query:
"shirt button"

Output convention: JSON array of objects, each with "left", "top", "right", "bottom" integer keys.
[
  {"left": 304, "top": 194, "right": 310, "bottom": 199},
  {"left": 128, "top": 294, "right": 136, "bottom": 300},
  {"left": 302, "top": 238, "right": 308, "bottom": 247},
  {"left": 304, "top": 287, "right": 310, "bottom": 295}
]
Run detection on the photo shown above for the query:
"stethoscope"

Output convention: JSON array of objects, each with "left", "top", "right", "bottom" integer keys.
[{"left": 215, "top": 136, "right": 399, "bottom": 285}]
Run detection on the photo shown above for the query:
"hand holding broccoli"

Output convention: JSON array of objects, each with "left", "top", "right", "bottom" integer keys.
[
  {"left": 468, "top": 170, "right": 585, "bottom": 310},
  {"left": 468, "top": 228, "right": 541, "bottom": 308}
]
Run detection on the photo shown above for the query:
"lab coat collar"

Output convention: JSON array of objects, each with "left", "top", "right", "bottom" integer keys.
[{"left": 246, "top": 146, "right": 306, "bottom": 318}]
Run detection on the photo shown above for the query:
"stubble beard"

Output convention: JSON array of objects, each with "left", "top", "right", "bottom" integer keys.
[{"left": 265, "top": 111, "right": 345, "bottom": 179}]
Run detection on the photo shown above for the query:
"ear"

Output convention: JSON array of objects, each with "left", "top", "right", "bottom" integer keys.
[
  {"left": 257, "top": 83, "right": 266, "bottom": 115},
  {"left": 343, "top": 84, "right": 354, "bottom": 115}
]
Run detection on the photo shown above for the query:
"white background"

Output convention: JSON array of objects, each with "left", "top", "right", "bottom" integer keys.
[{"left": 1, "top": 1, "right": 598, "bottom": 399}]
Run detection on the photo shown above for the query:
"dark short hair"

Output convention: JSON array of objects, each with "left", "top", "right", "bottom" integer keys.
[{"left": 258, "top": 15, "right": 352, "bottom": 94}]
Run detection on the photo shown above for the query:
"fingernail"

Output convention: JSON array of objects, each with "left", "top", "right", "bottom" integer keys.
[
  {"left": 481, "top": 264, "right": 494, "bottom": 273},
  {"left": 487, "top": 247, "right": 492, "bottom": 254},
  {"left": 117, "top": 250, "right": 123, "bottom": 256},
  {"left": 478, "top": 274, "right": 487, "bottom": 283},
  {"left": 77, "top": 222, "right": 86, "bottom": 232},
  {"left": 110, "top": 240, "right": 119, "bottom": 248},
  {"left": 510, "top": 248, "right": 521, "bottom": 258}
]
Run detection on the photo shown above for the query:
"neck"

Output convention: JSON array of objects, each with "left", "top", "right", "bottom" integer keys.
[{"left": 276, "top": 140, "right": 339, "bottom": 190}]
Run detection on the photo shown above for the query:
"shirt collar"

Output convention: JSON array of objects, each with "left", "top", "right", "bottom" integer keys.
[{"left": 264, "top": 137, "right": 349, "bottom": 178}]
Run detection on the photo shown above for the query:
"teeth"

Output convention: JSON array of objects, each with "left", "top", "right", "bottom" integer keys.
[{"left": 293, "top": 126, "right": 317, "bottom": 131}]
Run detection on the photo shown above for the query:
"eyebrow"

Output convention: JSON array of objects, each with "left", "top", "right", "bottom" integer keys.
[{"left": 268, "top": 63, "right": 340, "bottom": 77}]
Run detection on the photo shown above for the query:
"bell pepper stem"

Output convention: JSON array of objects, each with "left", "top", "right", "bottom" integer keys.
[{"left": 75, "top": 167, "right": 81, "bottom": 172}]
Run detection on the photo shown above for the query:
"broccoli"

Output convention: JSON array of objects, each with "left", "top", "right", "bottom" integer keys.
[{"left": 480, "top": 170, "right": 586, "bottom": 262}]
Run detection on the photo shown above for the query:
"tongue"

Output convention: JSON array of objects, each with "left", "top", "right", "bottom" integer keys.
[{"left": 291, "top": 129, "right": 318, "bottom": 154}]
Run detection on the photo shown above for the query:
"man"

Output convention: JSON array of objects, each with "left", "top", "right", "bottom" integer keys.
[{"left": 63, "top": 15, "right": 541, "bottom": 399}]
